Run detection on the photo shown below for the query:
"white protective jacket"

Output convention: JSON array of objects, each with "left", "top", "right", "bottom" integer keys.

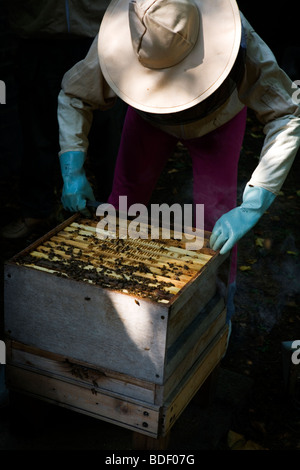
[{"left": 57, "top": 13, "right": 300, "bottom": 195}]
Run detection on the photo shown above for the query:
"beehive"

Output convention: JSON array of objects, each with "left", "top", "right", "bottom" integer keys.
[{"left": 4, "top": 214, "right": 230, "bottom": 440}]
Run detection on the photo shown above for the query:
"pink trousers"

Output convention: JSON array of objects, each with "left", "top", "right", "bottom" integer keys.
[{"left": 108, "top": 106, "right": 247, "bottom": 283}]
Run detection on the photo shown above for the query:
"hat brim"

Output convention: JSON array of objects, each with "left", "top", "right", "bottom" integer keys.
[{"left": 98, "top": 0, "right": 241, "bottom": 114}]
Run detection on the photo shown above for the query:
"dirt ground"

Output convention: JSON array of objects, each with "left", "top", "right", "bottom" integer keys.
[
  {"left": 164, "top": 111, "right": 300, "bottom": 451},
  {"left": 221, "top": 113, "right": 300, "bottom": 451},
  {"left": 149, "top": 110, "right": 300, "bottom": 450},
  {"left": 0, "top": 110, "right": 300, "bottom": 451}
]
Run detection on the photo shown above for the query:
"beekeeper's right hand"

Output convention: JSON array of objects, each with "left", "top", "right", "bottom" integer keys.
[{"left": 59, "top": 151, "right": 95, "bottom": 212}]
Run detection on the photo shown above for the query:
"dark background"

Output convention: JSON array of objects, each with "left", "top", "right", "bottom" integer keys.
[{"left": 0, "top": 1, "right": 299, "bottom": 451}]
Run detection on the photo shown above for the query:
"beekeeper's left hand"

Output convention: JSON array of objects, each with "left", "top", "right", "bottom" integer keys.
[{"left": 210, "top": 185, "right": 276, "bottom": 254}]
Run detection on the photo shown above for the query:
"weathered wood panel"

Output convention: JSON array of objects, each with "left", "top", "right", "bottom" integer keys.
[
  {"left": 4, "top": 263, "right": 169, "bottom": 384},
  {"left": 162, "top": 326, "right": 229, "bottom": 435},
  {"left": 161, "top": 298, "right": 226, "bottom": 401},
  {"left": 6, "top": 365, "right": 160, "bottom": 437},
  {"left": 7, "top": 340, "right": 156, "bottom": 404}
]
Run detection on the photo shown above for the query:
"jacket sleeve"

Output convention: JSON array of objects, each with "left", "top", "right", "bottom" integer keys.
[
  {"left": 239, "top": 14, "right": 300, "bottom": 195},
  {"left": 57, "top": 34, "right": 117, "bottom": 156}
]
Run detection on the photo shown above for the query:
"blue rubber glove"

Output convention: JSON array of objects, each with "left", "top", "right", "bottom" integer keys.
[
  {"left": 60, "top": 151, "right": 95, "bottom": 212},
  {"left": 210, "top": 185, "right": 276, "bottom": 254}
]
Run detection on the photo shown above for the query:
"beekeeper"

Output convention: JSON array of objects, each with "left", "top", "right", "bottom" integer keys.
[{"left": 57, "top": 0, "right": 300, "bottom": 322}]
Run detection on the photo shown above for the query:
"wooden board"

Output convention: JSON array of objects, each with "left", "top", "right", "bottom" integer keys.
[
  {"left": 5, "top": 262, "right": 170, "bottom": 383},
  {"left": 162, "top": 299, "right": 226, "bottom": 401},
  {"left": 6, "top": 325, "right": 228, "bottom": 438},
  {"left": 162, "top": 325, "right": 229, "bottom": 436},
  {"left": 5, "top": 294, "right": 226, "bottom": 408},
  {"left": 4, "top": 215, "right": 229, "bottom": 384},
  {"left": 6, "top": 365, "right": 161, "bottom": 437},
  {"left": 9, "top": 215, "right": 215, "bottom": 303},
  {"left": 6, "top": 340, "right": 157, "bottom": 404}
]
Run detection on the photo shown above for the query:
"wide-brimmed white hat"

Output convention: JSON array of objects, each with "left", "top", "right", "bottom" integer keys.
[{"left": 98, "top": 0, "right": 241, "bottom": 114}]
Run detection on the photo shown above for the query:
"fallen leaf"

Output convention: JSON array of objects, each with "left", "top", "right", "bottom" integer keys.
[
  {"left": 242, "top": 440, "right": 267, "bottom": 450},
  {"left": 227, "top": 430, "right": 267, "bottom": 450},
  {"left": 227, "top": 430, "right": 246, "bottom": 449},
  {"left": 239, "top": 265, "right": 252, "bottom": 271},
  {"left": 246, "top": 258, "right": 257, "bottom": 265},
  {"left": 255, "top": 237, "right": 264, "bottom": 247},
  {"left": 286, "top": 301, "right": 297, "bottom": 307}
]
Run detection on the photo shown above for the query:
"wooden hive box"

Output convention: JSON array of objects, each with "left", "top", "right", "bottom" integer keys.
[{"left": 4, "top": 214, "right": 230, "bottom": 440}]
